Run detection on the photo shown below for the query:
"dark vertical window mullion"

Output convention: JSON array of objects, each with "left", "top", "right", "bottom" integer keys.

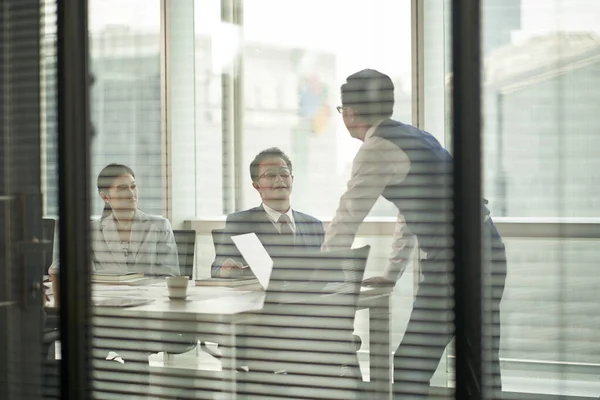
[
  {"left": 56, "top": 0, "right": 92, "bottom": 398},
  {"left": 452, "top": 0, "right": 484, "bottom": 398},
  {"left": 232, "top": 0, "right": 244, "bottom": 212}
]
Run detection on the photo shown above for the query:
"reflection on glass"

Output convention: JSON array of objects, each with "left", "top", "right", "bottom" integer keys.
[
  {"left": 193, "top": 0, "right": 412, "bottom": 219},
  {"left": 480, "top": 0, "right": 600, "bottom": 398},
  {"left": 32, "top": 0, "right": 600, "bottom": 398},
  {"left": 89, "top": 0, "right": 163, "bottom": 217}
]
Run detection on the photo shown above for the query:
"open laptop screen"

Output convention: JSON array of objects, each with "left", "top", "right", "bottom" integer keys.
[{"left": 230, "top": 232, "right": 274, "bottom": 290}]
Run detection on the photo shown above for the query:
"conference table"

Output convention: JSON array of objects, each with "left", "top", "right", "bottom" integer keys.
[{"left": 81, "top": 281, "right": 394, "bottom": 399}]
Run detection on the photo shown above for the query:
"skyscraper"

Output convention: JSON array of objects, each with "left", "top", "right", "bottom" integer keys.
[{"left": 482, "top": 0, "right": 522, "bottom": 55}]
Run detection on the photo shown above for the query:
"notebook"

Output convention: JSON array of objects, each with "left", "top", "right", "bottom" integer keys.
[
  {"left": 91, "top": 271, "right": 144, "bottom": 282},
  {"left": 195, "top": 277, "right": 260, "bottom": 288},
  {"left": 92, "top": 297, "right": 155, "bottom": 308}
]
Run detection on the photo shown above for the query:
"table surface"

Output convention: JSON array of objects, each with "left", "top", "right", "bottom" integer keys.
[
  {"left": 46, "top": 280, "right": 393, "bottom": 318},
  {"left": 46, "top": 280, "right": 394, "bottom": 398}
]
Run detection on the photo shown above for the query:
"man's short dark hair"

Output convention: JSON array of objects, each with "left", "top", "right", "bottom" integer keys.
[
  {"left": 341, "top": 69, "right": 395, "bottom": 120},
  {"left": 249, "top": 147, "right": 293, "bottom": 182}
]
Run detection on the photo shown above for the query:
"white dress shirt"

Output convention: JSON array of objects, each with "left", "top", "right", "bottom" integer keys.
[
  {"left": 262, "top": 203, "right": 296, "bottom": 234},
  {"left": 323, "top": 121, "right": 416, "bottom": 278}
]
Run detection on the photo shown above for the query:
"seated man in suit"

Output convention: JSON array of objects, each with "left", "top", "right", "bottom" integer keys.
[
  {"left": 211, "top": 147, "right": 324, "bottom": 278},
  {"left": 208, "top": 148, "right": 335, "bottom": 382}
]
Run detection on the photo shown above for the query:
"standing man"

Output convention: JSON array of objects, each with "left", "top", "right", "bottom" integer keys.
[{"left": 323, "top": 69, "right": 507, "bottom": 398}]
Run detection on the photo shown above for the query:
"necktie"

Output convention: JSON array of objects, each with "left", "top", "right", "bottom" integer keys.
[{"left": 278, "top": 214, "right": 294, "bottom": 235}]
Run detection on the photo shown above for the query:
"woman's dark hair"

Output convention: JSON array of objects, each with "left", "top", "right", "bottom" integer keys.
[
  {"left": 97, "top": 163, "right": 136, "bottom": 218},
  {"left": 249, "top": 147, "right": 293, "bottom": 182}
]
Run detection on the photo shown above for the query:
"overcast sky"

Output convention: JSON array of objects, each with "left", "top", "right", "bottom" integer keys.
[{"left": 88, "top": 0, "right": 600, "bottom": 36}]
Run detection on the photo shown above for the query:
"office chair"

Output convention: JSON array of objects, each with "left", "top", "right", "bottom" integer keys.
[
  {"left": 209, "top": 228, "right": 226, "bottom": 277},
  {"left": 172, "top": 229, "right": 196, "bottom": 278},
  {"left": 232, "top": 245, "right": 371, "bottom": 399},
  {"left": 210, "top": 228, "right": 225, "bottom": 250}
]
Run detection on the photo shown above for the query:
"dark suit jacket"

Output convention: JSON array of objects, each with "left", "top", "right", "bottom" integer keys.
[{"left": 211, "top": 205, "right": 325, "bottom": 278}]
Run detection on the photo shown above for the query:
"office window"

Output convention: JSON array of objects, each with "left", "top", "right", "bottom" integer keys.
[
  {"left": 479, "top": 0, "right": 600, "bottom": 219},
  {"left": 194, "top": 0, "right": 225, "bottom": 216},
  {"left": 239, "top": 0, "right": 412, "bottom": 217},
  {"left": 87, "top": 1, "right": 165, "bottom": 398},
  {"left": 88, "top": 0, "right": 163, "bottom": 217},
  {"left": 42, "top": 0, "right": 58, "bottom": 217},
  {"left": 482, "top": 0, "right": 600, "bottom": 394},
  {"left": 29, "top": 0, "right": 600, "bottom": 398},
  {"left": 191, "top": 0, "right": 412, "bottom": 218},
  {"left": 423, "top": 0, "right": 600, "bottom": 397}
]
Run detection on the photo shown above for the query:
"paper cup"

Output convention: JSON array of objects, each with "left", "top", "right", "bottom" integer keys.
[{"left": 166, "top": 276, "right": 189, "bottom": 299}]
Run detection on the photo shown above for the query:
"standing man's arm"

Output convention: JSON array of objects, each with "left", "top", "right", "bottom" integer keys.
[
  {"left": 317, "top": 220, "right": 325, "bottom": 247},
  {"left": 323, "top": 138, "right": 410, "bottom": 251}
]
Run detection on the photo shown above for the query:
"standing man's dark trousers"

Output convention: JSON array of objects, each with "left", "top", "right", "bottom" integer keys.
[{"left": 393, "top": 222, "right": 507, "bottom": 399}]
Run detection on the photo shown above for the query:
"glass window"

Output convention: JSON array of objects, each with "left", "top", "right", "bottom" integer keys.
[
  {"left": 482, "top": 0, "right": 600, "bottom": 394},
  {"left": 193, "top": 0, "right": 412, "bottom": 218},
  {"left": 88, "top": 0, "right": 163, "bottom": 217},
  {"left": 194, "top": 0, "right": 225, "bottom": 216},
  {"left": 433, "top": 0, "right": 600, "bottom": 397},
  {"left": 240, "top": 0, "right": 412, "bottom": 218},
  {"left": 482, "top": 0, "right": 600, "bottom": 218},
  {"left": 42, "top": 0, "right": 59, "bottom": 217},
  {"left": 87, "top": 2, "right": 165, "bottom": 398}
]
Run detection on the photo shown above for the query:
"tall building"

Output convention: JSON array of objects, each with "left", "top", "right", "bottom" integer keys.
[
  {"left": 42, "top": 26, "right": 164, "bottom": 217},
  {"left": 482, "top": 0, "right": 522, "bottom": 55},
  {"left": 483, "top": 32, "right": 600, "bottom": 218},
  {"left": 90, "top": 27, "right": 163, "bottom": 216}
]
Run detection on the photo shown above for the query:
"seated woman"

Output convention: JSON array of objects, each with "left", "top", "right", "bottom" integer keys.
[
  {"left": 48, "top": 163, "right": 180, "bottom": 297},
  {"left": 49, "top": 164, "right": 183, "bottom": 397},
  {"left": 92, "top": 163, "right": 180, "bottom": 276}
]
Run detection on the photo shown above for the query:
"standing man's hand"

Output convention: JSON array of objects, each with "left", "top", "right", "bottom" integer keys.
[
  {"left": 218, "top": 258, "right": 248, "bottom": 277},
  {"left": 362, "top": 276, "right": 395, "bottom": 287}
]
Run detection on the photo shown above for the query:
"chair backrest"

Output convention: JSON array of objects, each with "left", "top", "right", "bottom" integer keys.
[
  {"left": 172, "top": 230, "right": 196, "bottom": 278},
  {"left": 42, "top": 218, "right": 56, "bottom": 273},
  {"left": 210, "top": 228, "right": 225, "bottom": 253},
  {"left": 241, "top": 245, "right": 371, "bottom": 389},
  {"left": 265, "top": 244, "right": 371, "bottom": 307}
]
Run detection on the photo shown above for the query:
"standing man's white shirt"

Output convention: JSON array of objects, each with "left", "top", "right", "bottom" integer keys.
[{"left": 323, "top": 121, "right": 415, "bottom": 278}]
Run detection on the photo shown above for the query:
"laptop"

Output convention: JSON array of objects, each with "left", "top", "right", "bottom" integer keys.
[
  {"left": 230, "top": 233, "right": 274, "bottom": 290},
  {"left": 230, "top": 233, "right": 358, "bottom": 294}
]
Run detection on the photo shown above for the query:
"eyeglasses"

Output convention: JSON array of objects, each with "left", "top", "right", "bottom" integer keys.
[
  {"left": 336, "top": 105, "right": 354, "bottom": 114},
  {"left": 258, "top": 168, "right": 292, "bottom": 181}
]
